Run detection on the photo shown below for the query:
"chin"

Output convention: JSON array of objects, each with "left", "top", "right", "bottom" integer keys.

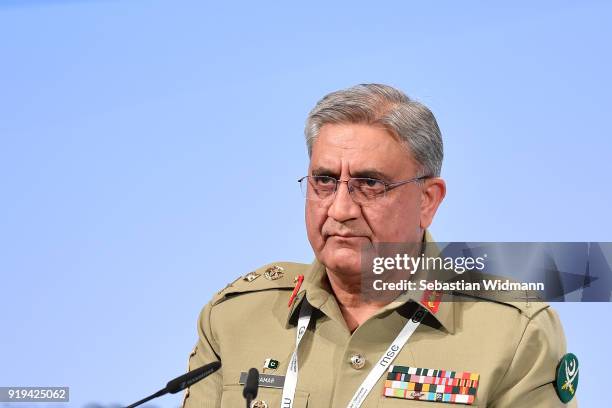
[{"left": 322, "top": 247, "right": 363, "bottom": 276}]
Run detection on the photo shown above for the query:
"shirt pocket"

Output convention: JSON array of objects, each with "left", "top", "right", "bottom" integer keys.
[
  {"left": 221, "top": 384, "right": 310, "bottom": 408},
  {"left": 378, "top": 396, "right": 479, "bottom": 407}
]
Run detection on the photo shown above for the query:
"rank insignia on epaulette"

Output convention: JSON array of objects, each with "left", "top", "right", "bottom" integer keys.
[
  {"left": 243, "top": 272, "right": 260, "bottom": 282},
  {"left": 264, "top": 265, "right": 284, "bottom": 280},
  {"left": 384, "top": 365, "right": 479, "bottom": 405},
  {"left": 555, "top": 353, "right": 579, "bottom": 403}
]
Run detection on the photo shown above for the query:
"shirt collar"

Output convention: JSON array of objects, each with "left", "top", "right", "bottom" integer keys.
[{"left": 286, "top": 230, "right": 456, "bottom": 334}]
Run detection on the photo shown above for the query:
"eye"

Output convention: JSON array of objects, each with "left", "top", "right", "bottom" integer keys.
[
  {"left": 312, "top": 176, "right": 336, "bottom": 185},
  {"left": 352, "top": 178, "right": 386, "bottom": 196}
]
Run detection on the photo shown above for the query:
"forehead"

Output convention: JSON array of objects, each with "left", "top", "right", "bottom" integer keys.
[{"left": 309, "top": 123, "right": 416, "bottom": 177}]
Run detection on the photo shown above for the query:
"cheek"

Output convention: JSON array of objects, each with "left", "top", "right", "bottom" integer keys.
[
  {"left": 364, "top": 199, "right": 421, "bottom": 242},
  {"left": 305, "top": 202, "right": 327, "bottom": 247}
]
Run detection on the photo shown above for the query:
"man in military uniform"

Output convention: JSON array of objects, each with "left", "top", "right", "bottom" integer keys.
[{"left": 182, "top": 84, "right": 578, "bottom": 407}]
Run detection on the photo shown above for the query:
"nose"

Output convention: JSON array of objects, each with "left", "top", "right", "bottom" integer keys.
[{"left": 327, "top": 180, "right": 361, "bottom": 222}]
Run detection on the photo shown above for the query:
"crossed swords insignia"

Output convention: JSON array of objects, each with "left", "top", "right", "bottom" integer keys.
[{"left": 561, "top": 357, "right": 578, "bottom": 395}]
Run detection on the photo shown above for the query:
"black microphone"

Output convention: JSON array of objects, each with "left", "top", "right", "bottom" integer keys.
[
  {"left": 242, "top": 368, "right": 259, "bottom": 408},
  {"left": 125, "top": 360, "right": 221, "bottom": 408}
]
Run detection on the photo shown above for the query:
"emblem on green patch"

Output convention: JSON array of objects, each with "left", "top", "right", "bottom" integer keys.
[
  {"left": 264, "top": 358, "right": 279, "bottom": 370},
  {"left": 555, "top": 353, "right": 579, "bottom": 403}
]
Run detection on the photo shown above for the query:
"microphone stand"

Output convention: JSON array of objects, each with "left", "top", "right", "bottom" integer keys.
[{"left": 124, "top": 361, "right": 221, "bottom": 408}]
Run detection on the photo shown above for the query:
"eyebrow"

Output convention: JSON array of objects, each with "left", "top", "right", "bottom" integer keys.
[
  {"left": 311, "top": 166, "right": 339, "bottom": 178},
  {"left": 351, "top": 168, "right": 391, "bottom": 181},
  {"left": 310, "top": 166, "right": 391, "bottom": 181}
]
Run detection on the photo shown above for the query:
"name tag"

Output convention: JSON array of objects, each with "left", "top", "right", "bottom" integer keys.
[{"left": 239, "top": 372, "right": 286, "bottom": 389}]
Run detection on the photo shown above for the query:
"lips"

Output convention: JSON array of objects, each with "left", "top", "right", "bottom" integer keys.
[
  {"left": 323, "top": 229, "right": 367, "bottom": 239},
  {"left": 327, "top": 234, "right": 364, "bottom": 239}
]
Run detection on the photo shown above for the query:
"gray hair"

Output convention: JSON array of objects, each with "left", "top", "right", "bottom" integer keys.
[{"left": 305, "top": 83, "right": 443, "bottom": 177}]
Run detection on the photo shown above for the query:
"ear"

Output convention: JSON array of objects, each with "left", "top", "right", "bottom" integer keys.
[{"left": 420, "top": 178, "right": 446, "bottom": 229}]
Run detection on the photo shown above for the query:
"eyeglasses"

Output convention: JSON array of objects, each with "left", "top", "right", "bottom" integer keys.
[{"left": 297, "top": 175, "right": 430, "bottom": 204}]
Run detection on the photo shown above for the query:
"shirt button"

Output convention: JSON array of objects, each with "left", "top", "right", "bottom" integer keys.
[
  {"left": 350, "top": 353, "right": 366, "bottom": 369},
  {"left": 251, "top": 400, "right": 268, "bottom": 408}
]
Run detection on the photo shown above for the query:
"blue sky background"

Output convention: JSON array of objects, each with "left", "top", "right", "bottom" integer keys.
[{"left": 1, "top": 1, "right": 610, "bottom": 407}]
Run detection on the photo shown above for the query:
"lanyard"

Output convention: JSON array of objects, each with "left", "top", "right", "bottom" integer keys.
[
  {"left": 280, "top": 300, "right": 313, "bottom": 407},
  {"left": 281, "top": 300, "right": 426, "bottom": 408}
]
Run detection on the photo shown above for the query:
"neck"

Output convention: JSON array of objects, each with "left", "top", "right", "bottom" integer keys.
[{"left": 326, "top": 269, "right": 388, "bottom": 332}]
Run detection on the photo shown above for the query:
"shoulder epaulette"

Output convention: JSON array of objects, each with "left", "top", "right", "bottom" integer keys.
[
  {"left": 211, "top": 261, "right": 309, "bottom": 306},
  {"left": 491, "top": 298, "right": 550, "bottom": 319},
  {"left": 452, "top": 287, "right": 550, "bottom": 319},
  {"left": 448, "top": 271, "right": 550, "bottom": 319}
]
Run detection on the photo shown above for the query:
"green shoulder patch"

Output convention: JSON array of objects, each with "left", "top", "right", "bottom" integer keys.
[
  {"left": 555, "top": 353, "right": 579, "bottom": 403},
  {"left": 211, "top": 261, "right": 309, "bottom": 306}
]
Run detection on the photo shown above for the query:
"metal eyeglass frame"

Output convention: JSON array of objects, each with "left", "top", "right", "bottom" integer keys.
[{"left": 297, "top": 175, "right": 431, "bottom": 202}]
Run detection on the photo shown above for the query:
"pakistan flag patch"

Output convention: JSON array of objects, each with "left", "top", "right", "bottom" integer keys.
[{"left": 555, "top": 353, "right": 579, "bottom": 403}]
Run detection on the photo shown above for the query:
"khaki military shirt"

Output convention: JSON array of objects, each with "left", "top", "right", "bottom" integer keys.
[{"left": 183, "top": 256, "right": 576, "bottom": 408}]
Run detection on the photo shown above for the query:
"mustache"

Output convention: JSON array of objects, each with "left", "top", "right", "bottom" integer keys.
[{"left": 321, "top": 219, "right": 370, "bottom": 239}]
